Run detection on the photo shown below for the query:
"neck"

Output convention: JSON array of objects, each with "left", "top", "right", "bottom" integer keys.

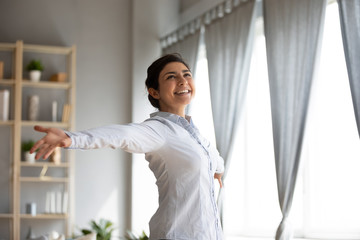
[{"left": 159, "top": 106, "right": 186, "bottom": 118}]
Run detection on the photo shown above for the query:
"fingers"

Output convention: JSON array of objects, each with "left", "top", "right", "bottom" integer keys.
[
  {"left": 215, "top": 176, "right": 223, "bottom": 188},
  {"left": 43, "top": 145, "right": 57, "bottom": 160},
  {"left": 214, "top": 173, "right": 224, "bottom": 188},
  {"left": 218, "top": 178, "right": 223, "bottom": 188},
  {"left": 34, "top": 125, "right": 49, "bottom": 133},
  {"left": 30, "top": 139, "right": 45, "bottom": 154},
  {"left": 34, "top": 143, "right": 49, "bottom": 160},
  {"left": 31, "top": 126, "right": 50, "bottom": 154},
  {"left": 35, "top": 144, "right": 55, "bottom": 160}
]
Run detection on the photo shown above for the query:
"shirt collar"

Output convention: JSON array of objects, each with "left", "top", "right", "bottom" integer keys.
[{"left": 150, "top": 111, "right": 194, "bottom": 127}]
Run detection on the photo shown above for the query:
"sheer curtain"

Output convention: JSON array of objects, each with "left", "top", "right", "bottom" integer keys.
[
  {"left": 263, "top": 0, "right": 326, "bottom": 239},
  {"left": 204, "top": 0, "right": 257, "bottom": 224},
  {"left": 338, "top": 0, "right": 360, "bottom": 137}
]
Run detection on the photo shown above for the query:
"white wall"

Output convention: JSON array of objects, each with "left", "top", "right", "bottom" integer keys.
[
  {"left": 131, "top": 0, "right": 180, "bottom": 234},
  {"left": 0, "top": 0, "right": 188, "bottom": 237},
  {"left": 0, "top": 0, "right": 132, "bottom": 237}
]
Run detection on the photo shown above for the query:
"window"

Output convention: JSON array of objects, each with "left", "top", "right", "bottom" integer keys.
[
  {"left": 191, "top": 2, "right": 360, "bottom": 239},
  {"left": 296, "top": 2, "right": 360, "bottom": 238}
]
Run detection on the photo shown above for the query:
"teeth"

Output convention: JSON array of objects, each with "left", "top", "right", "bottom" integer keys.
[{"left": 176, "top": 90, "right": 190, "bottom": 94}]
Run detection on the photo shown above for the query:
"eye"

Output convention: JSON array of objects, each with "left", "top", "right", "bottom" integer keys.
[
  {"left": 166, "top": 75, "right": 176, "bottom": 80},
  {"left": 184, "top": 73, "right": 192, "bottom": 78}
]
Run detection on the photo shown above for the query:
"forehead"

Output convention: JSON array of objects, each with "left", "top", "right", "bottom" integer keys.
[{"left": 160, "top": 62, "right": 189, "bottom": 75}]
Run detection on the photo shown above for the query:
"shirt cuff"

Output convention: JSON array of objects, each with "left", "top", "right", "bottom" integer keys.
[
  {"left": 64, "top": 131, "right": 75, "bottom": 149},
  {"left": 215, "top": 157, "right": 225, "bottom": 174}
]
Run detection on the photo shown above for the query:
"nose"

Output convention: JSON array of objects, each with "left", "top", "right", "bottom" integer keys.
[{"left": 178, "top": 76, "right": 188, "bottom": 86}]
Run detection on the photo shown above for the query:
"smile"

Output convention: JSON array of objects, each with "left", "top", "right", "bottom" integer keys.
[{"left": 174, "top": 89, "right": 191, "bottom": 95}]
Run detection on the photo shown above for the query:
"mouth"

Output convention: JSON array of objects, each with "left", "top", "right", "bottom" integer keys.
[{"left": 174, "top": 89, "right": 191, "bottom": 95}]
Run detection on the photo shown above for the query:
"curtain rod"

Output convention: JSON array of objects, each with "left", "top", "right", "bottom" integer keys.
[{"left": 160, "top": 0, "right": 250, "bottom": 49}]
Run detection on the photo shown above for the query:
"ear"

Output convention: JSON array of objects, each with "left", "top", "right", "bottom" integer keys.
[{"left": 148, "top": 88, "right": 160, "bottom": 99}]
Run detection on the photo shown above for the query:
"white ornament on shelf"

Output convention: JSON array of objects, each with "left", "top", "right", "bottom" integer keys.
[
  {"left": 0, "top": 89, "right": 9, "bottom": 121},
  {"left": 28, "top": 95, "right": 39, "bottom": 121}
]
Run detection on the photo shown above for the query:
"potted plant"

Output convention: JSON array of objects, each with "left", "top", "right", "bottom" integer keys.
[
  {"left": 125, "top": 230, "right": 148, "bottom": 240},
  {"left": 26, "top": 60, "right": 44, "bottom": 82},
  {"left": 21, "top": 140, "right": 36, "bottom": 163},
  {"left": 79, "top": 219, "right": 115, "bottom": 240}
]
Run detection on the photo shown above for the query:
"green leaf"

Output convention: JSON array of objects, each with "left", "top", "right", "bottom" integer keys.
[
  {"left": 140, "top": 231, "right": 149, "bottom": 240},
  {"left": 105, "top": 220, "right": 113, "bottom": 229},
  {"left": 81, "top": 229, "right": 92, "bottom": 235},
  {"left": 81, "top": 219, "right": 116, "bottom": 240},
  {"left": 26, "top": 60, "right": 44, "bottom": 71},
  {"left": 21, "top": 140, "right": 35, "bottom": 152}
]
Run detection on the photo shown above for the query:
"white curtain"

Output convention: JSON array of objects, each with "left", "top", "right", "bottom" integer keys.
[
  {"left": 338, "top": 0, "right": 360, "bottom": 137},
  {"left": 263, "top": 0, "right": 326, "bottom": 239},
  {"left": 162, "top": 31, "right": 201, "bottom": 77},
  {"left": 205, "top": 0, "right": 257, "bottom": 223}
]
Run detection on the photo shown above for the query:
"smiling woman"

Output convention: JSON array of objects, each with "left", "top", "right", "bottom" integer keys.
[
  {"left": 148, "top": 61, "right": 195, "bottom": 117},
  {"left": 145, "top": 53, "right": 195, "bottom": 116},
  {"left": 30, "top": 53, "right": 225, "bottom": 240}
]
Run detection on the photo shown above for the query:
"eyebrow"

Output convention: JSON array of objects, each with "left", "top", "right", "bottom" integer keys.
[{"left": 162, "top": 69, "right": 191, "bottom": 77}]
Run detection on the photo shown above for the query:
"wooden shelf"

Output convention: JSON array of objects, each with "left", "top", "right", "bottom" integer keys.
[
  {"left": 20, "top": 177, "right": 69, "bottom": 183},
  {"left": 22, "top": 80, "right": 71, "bottom": 89},
  {"left": 21, "top": 121, "right": 69, "bottom": 128},
  {"left": 20, "top": 162, "right": 70, "bottom": 168},
  {"left": 0, "top": 120, "right": 14, "bottom": 126},
  {"left": 0, "top": 213, "right": 13, "bottom": 219},
  {"left": 23, "top": 44, "right": 72, "bottom": 55},
  {"left": 20, "top": 214, "right": 68, "bottom": 219},
  {"left": 0, "top": 79, "right": 16, "bottom": 85},
  {"left": 0, "top": 43, "right": 16, "bottom": 51}
]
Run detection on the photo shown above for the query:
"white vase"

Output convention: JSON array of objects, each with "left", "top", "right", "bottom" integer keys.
[
  {"left": 0, "top": 89, "right": 9, "bottom": 121},
  {"left": 28, "top": 95, "right": 39, "bottom": 121},
  {"left": 29, "top": 70, "right": 41, "bottom": 82},
  {"left": 24, "top": 151, "right": 36, "bottom": 163}
]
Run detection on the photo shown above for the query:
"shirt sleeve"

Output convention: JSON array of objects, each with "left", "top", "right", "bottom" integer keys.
[
  {"left": 215, "top": 155, "right": 225, "bottom": 174},
  {"left": 205, "top": 138, "right": 225, "bottom": 174},
  {"left": 64, "top": 120, "right": 166, "bottom": 154}
]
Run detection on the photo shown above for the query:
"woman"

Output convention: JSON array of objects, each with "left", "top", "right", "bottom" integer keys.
[{"left": 31, "top": 53, "right": 225, "bottom": 240}]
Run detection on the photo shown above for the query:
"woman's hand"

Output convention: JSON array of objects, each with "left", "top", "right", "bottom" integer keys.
[
  {"left": 214, "top": 172, "right": 223, "bottom": 188},
  {"left": 30, "top": 125, "right": 72, "bottom": 160}
]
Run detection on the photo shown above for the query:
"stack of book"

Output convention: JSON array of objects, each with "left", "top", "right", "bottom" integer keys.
[{"left": 45, "top": 191, "right": 68, "bottom": 214}]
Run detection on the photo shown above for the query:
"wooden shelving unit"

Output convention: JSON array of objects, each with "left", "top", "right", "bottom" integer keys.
[{"left": 0, "top": 40, "right": 76, "bottom": 240}]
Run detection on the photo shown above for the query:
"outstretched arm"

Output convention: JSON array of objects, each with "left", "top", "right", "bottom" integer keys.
[
  {"left": 31, "top": 121, "right": 166, "bottom": 160},
  {"left": 30, "top": 125, "right": 72, "bottom": 160}
]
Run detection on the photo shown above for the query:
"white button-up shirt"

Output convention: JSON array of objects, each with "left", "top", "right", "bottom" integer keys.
[{"left": 66, "top": 111, "right": 224, "bottom": 240}]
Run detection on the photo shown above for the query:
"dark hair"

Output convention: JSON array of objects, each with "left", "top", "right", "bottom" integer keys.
[{"left": 145, "top": 53, "right": 190, "bottom": 109}]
